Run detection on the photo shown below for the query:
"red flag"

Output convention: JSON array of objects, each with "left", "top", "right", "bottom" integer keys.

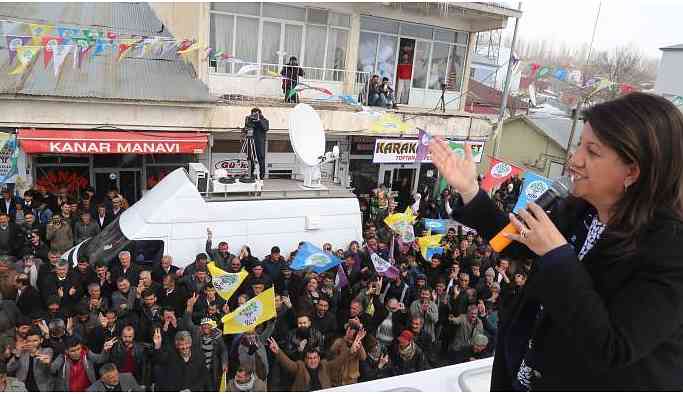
[
  {"left": 529, "top": 63, "right": 541, "bottom": 79},
  {"left": 619, "top": 83, "right": 635, "bottom": 95},
  {"left": 41, "top": 36, "right": 63, "bottom": 68},
  {"left": 481, "top": 157, "right": 523, "bottom": 192}
]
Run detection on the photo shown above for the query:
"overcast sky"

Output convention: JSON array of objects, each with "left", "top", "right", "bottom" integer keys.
[{"left": 500, "top": 0, "right": 681, "bottom": 59}]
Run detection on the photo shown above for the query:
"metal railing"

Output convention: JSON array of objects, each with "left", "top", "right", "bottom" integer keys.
[{"left": 209, "top": 60, "right": 370, "bottom": 104}]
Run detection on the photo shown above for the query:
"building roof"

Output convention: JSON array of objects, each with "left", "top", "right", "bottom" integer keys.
[
  {"left": 660, "top": 43, "right": 683, "bottom": 51},
  {"left": 507, "top": 114, "right": 579, "bottom": 151},
  {"left": 0, "top": 2, "right": 213, "bottom": 103},
  {"left": 465, "top": 78, "right": 528, "bottom": 115}
]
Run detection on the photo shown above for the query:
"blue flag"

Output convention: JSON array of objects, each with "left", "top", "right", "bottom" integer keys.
[
  {"left": 423, "top": 218, "right": 448, "bottom": 234},
  {"left": 425, "top": 246, "right": 445, "bottom": 261},
  {"left": 290, "top": 242, "right": 341, "bottom": 273},
  {"left": 513, "top": 171, "right": 553, "bottom": 213}
]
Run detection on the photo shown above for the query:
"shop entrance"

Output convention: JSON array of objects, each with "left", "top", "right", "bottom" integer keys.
[
  {"left": 379, "top": 163, "right": 419, "bottom": 193},
  {"left": 94, "top": 169, "right": 141, "bottom": 204}
]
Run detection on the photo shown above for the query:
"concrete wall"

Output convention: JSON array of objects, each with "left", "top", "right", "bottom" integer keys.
[
  {"left": 479, "top": 118, "right": 565, "bottom": 177},
  {"left": 0, "top": 98, "right": 492, "bottom": 139},
  {"left": 655, "top": 50, "right": 683, "bottom": 97}
]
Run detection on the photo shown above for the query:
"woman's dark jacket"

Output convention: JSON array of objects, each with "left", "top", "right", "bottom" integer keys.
[{"left": 456, "top": 189, "right": 683, "bottom": 391}]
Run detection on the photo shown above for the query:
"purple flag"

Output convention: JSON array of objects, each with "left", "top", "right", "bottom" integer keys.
[
  {"left": 370, "top": 253, "right": 400, "bottom": 280},
  {"left": 6, "top": 36, "right": 31, "bottom": 64},
  {"left": 335, "top": 266, "right": 349, "bottom": 288},
  {"left": 415, "top": 128, "right": 431, "bottom": 162}
]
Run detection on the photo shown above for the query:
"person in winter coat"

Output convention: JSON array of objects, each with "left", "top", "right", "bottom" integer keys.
[
  {"left": 359, "top": 335, "right": 392, "bottom": 382},
  {"left": 205, "top": 228, "right": 235, "bottom": 271},
  {"left": 7, "top": 327, "right": 54, "bottom": 392},
  {"left": 409, "top": 287, "right": 439, "bottom": 342},
  {"left": 229, "top": 366, "right": 267, "bottom": 392},
  {"left": 86, "top": 363, "right": 143, "bottom": 392},
  {"left": 284, "top": 314, "right": 325, "bottom": 361},
  {"left": 73, "top": 212, "right": 100, "bottom": 244},
  {"left": 266, "top": 327, "right": 364, "bottom": 392},
  {"left": 389, "top": 330, "right": 429, "bottom": 377},
  {"left": 0, "top": 213, "right": 22, "bottom": 257},
  {"left": 184, "top": 293, "right": 229, "bottom": 390},
  {"left": 46, "top": 215, "right": 73, "bottom": 253},
  {"left": 429, "top": 92, "right": 683, "bottom": 390},
  {"left": 328, "top": 320, "right": 367, "bottom": 387},
  {"left": 151, "top": 329, "right": 212, "bottom": 392},
  {"left": 50, "top": 335, "right": 115, "bottom": 392},
  {"left": 280, "top": 56, "right": 304, "bottom": 103},
  {"left": 446, "top": 303, "right": 486, "bottom": 359}
]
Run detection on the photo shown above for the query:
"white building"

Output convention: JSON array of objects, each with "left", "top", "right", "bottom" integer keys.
[{"left": 655, "top": 43, "right": 683, "bottom": 99}]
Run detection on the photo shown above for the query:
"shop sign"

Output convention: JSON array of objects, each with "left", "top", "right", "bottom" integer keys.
[
  {"left": 213, "top": 158, "right": 249, "bottom": 176},
  {"left": 373, "top": 139, "right": 485, "bottom": 163}
]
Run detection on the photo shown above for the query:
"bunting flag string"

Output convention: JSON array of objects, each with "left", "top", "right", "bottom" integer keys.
[{"left": 525, "top": 62, "right": 637, "bottom": 98}]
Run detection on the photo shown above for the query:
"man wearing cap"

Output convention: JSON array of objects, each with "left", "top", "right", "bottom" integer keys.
[
  {"left": 390, "top": 330, "right": 429, "bottom": 376},
  {"left": 184, "top": 292, "right": 229, "bottom": 389},
  {"left": 329, "top": 319, "right": 367, "bottom": 387}
]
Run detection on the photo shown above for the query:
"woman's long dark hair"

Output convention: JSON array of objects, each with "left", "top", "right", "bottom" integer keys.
[{"left": 581, "top": 92, "right": 683, "bottom": 259}]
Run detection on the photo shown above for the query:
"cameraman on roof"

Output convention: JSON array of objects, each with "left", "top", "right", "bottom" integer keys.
[{"left": 243, "top": 108, "right": 269, "bottom": 180}]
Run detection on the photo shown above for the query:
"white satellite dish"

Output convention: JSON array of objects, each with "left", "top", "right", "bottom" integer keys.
[{"left": 288, "top": 103, "right": 339, "bottom": 188}]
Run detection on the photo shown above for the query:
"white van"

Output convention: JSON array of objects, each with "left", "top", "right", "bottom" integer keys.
[{"left": 64, "top": 167, "right": 363, "bottom": 267}]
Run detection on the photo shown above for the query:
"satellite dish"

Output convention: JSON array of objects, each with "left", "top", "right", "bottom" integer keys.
[
  {"left": 289, "top": 104, "right": 326, "bottom": 167},
  {"left": 288, "top": 104, "right": 338, "bottom": 189}
]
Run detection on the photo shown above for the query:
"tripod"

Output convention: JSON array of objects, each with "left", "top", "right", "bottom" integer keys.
[
  {"left": 240, "top": 130, "right": 260, "bottom": 182},
  {"left": 437, "top": 82, "right": 447, "bottom": 112}
]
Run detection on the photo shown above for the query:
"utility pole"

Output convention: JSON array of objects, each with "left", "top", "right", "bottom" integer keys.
[
  {"left": 492, "top": 2, "right": 522, "bottom": 158},
  {"left": 563, "top": 1, "right": 601, "bottom": 174}
]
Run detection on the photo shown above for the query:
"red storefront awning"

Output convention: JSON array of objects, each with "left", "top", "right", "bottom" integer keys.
[{"left": 18, "top": 129, "right": 209, "bottom": 154}]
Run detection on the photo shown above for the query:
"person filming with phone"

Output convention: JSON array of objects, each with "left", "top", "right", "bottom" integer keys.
[{"left": 428, "top": 92, "right": 683, "bottom": 390}]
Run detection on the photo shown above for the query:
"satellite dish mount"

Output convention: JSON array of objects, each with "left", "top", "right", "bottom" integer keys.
[{"left": 288, "top": 104, "right": 339, "bottom": 189}]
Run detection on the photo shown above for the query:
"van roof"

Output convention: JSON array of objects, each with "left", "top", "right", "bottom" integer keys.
[{"left": 203, "top": 178, "right": 357, "bottom": 202}]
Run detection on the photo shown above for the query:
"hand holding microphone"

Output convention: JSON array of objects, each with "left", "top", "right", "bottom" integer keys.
[
  {"left": 490, "top": 176, "right": 572, "bottom": 256},
  {"left": 428, "top": 137, "right": 571, "bottom": 257}
]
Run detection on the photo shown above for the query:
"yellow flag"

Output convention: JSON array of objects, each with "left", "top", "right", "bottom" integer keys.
[
  {"left": 222, "top": 287, "right": 276, "bottom": 334},
  {"left": 9, "top": 46, "right": 40, "bottom": 75},
  {"left": 219, "top": 370, "right": 228, "bottom": 392},
  {"left": 30, "top": 24, "right": 53, "bottom": 45},
  {"left": 208, "top": 262, "right": 247, "bottom": 302},
  {"left": 417, "top": 232, "right": 444, "bottom": 260}
]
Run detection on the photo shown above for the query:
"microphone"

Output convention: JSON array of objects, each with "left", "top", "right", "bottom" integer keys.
[{"left": 489, "top": 175, "right": 573, "bottom": 252}]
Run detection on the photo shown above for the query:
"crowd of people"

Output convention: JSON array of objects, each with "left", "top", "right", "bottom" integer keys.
[{"left": 0, "top": 176, "right": 528, "bottom": 392}]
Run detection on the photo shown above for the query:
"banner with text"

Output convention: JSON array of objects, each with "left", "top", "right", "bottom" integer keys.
[{"left": 373, "top": 138, "right": 485, "bottom": 164}]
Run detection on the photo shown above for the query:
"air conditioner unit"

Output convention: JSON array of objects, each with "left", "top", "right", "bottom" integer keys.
[{"left": 188, "top": 163, "right": 209, "bottom": 192}]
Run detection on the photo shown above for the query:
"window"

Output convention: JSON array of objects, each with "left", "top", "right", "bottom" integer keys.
[
  {"left": 377, "top": 35, "right": 398, "bottom": 82},
  {"left": 329, "top": 12, "right": 351, "bottom": 28},
  {"left": 304, "top": 24, "right": 326, "bottom": 69},
  {"left": 262, "top": 3, "right": 306, "bottom": 21},
  {"left": 400, "top": 23, "right": 432, "bottom": 40},
  {"left": 360, "top": 16, "right": 399, "bottom": 34},
  {"left": 307, "top": 8, "right": 328, "bottom": 25},
  {"left": 326, "top": 28, "right": 348, "bottom": 80},
  {"left": 412, "top": 40, "right": 430, "bottom": 89},
  {"left": 210, "top": 13, "right": 234, "bottom": 72},
  {"left": 235, "top": 17, "right": 258, "bottom": 63},
  {"left": 429, "top": 42, "right": 450, "bottom": 89},
  {"left": 447, "top": 45, "right": 467, "bottom": 91},
  {"left": 211, "top": 2, "right": 259, "bottom": 15},
  {"left": 457, "top": 32, "right": 469, "bottom": 45},
  {"left": 358, "top": 31, "right": 378, "bottom": 74},
  {"left": 261, "top": 21, "right": 281, "bottom": 65},
  {"left": 284, "top": 25, "right": 303, "bottom": 64},
  {"left": 434, "top": 28, "right": 457, "bottom": 43}
]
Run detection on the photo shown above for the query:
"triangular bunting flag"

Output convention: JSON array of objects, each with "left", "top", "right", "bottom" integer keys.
[
  {"left": 41, "top": 35, "right": 64, "bottom": 68},
  {"left": 52, "top": 45, "right": 73, "bottom": 77},
  {"left": 57, "top": 27, "right": 80, "bottom": 45},
  {"left": 29, "top": 24, "right": 53, "bottom": 45},
  {"left": 6, "top": 36, "right": 32, "bottom": 64},
  {"left": 117, "top": 38, "right": 138, "bottom": 62},
  {"left": 9, "top": 46, "right": 40, "bottom": 75},
  {"left": 481, "top": 157, "right": 524, "bottom": 192}
]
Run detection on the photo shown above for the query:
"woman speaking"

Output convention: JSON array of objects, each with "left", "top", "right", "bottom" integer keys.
[{"left": 429, "top": 92, "right": 683, "bottom": 390}]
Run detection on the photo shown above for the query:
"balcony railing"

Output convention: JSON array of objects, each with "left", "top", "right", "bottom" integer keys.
[{"left": 209, "top": 61, "right": 370, "bottom": 105}]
